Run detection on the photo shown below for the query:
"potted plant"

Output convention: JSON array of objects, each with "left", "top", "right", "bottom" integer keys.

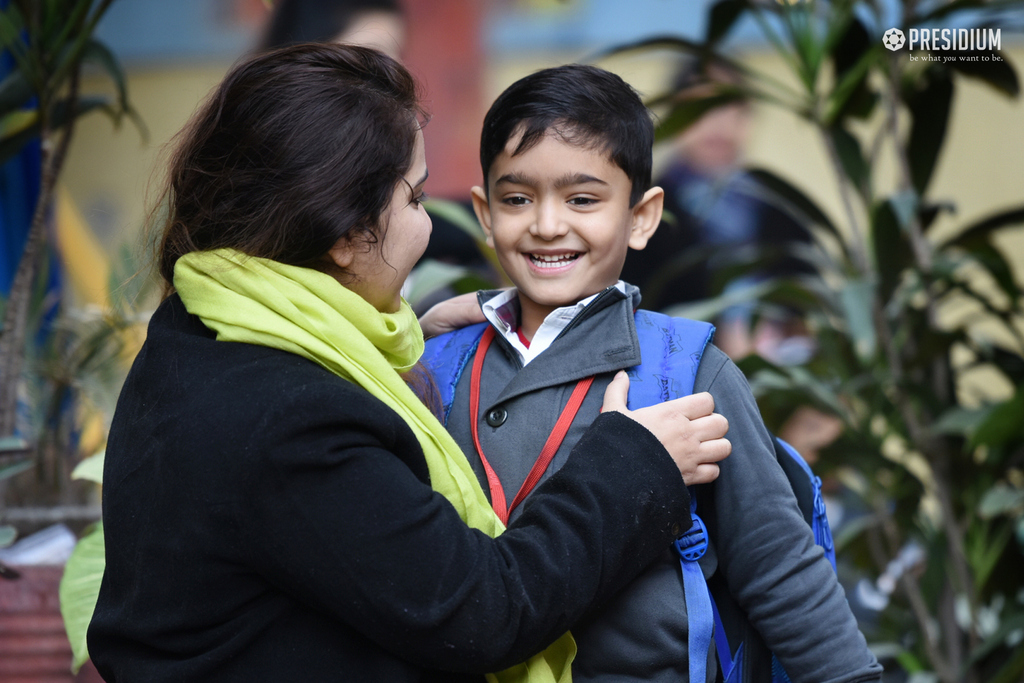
[{"left": 608, "top": 1, "right": 1024, "bottom": 680}]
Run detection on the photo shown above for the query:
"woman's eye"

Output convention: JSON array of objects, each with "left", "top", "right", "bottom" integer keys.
[{"left": 412, "top": 192, "right": 429, "bottom": 207}]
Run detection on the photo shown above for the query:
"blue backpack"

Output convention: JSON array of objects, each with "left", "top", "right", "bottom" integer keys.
[{"left": 422, "top": 309, "right": 836, "bottom": 683}]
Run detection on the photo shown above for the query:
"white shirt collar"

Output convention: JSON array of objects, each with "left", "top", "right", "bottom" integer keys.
[{"left": 481, "top": 282, "right": 628, "bottom": 366}]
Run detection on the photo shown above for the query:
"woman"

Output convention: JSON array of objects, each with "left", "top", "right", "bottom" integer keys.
[{"left": 87, "top": 44, "right": 729, "bottom": 682}]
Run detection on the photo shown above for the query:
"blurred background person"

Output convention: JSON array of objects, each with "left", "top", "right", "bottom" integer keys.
[
  {"left": 621, "top": 58, "right": 814, "bottom": 364},
  {"left": 259, "top": 0, "right": 405, "bottom": 59}
]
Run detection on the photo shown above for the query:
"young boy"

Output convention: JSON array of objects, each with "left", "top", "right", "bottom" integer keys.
[{"left": 424, "top": 65, "right": 881, "bottom": 682}]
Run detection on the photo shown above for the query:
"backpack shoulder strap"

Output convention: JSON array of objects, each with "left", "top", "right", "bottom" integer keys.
[
  {"left": 773, "top": 437, "right": 837, "bottom": 571},
  {"left": 626, "top": 309, "right": 716, "bottom": 410},
  {"left": 628, "top": 310, "right": 716, "bottom": 683},
  {"left": 421, "top": 322, "right": 489, "bottom": 425}
]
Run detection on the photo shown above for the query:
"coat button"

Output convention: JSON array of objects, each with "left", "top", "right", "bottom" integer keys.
[
  {"left": 485, "top": 407, "right": 508, "bottom": 427},
  {"left": 671, "top": 523, "right": 682, "bottom": 537}
]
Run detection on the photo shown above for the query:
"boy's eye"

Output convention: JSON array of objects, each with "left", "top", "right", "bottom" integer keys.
[
  {"left": 502, "top": 196, "right": 530, "bottom": 206},
  {"left": 568, "top": 196, "right": 598, "bottom": 207}
]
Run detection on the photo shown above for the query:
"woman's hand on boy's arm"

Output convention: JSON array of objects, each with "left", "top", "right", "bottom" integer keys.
[
  {"left": 418, "top": 292, "right": 486, "bottom": 338},
  {"left": 601, "top": 371, "right": 730, "bottom": 486}
]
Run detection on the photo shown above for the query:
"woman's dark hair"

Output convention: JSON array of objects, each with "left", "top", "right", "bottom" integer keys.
[
  {"left": 479, "top": 64, "right": 653, "bottom": 207},
  {"left": 157, "top": 42, "right": 424, "bottom": 289},
  {"left": 260, "top": 0, "right": 402, "bottom": 51}
]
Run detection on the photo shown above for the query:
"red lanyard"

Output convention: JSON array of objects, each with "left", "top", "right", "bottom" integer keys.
[{"left": 469, "top": 325, "right": 594, "bottom": 525}]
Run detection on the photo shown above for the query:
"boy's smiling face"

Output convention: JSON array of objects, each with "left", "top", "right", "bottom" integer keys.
[{"left": 471, "top": 129, "right": 663, "bottom": 335}]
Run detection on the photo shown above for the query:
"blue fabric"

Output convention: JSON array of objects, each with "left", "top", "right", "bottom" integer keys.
[
  {"left": 675, "top": 497, "right": 713, "bottom": 683},
  {"left": 776, "top": 438, "right": 837, "bottom": 571},
  {"left": 420, "top": 321, "right": 488, "bottom": 425}
]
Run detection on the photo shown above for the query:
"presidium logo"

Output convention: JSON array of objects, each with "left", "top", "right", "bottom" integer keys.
[{"left": 883, "top": 27, "right": 1004, "bottom": 63}]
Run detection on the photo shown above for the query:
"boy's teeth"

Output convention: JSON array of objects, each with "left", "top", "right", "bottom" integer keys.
[{"left": 530, "top": 253, "right": 579, "bottom": 268}]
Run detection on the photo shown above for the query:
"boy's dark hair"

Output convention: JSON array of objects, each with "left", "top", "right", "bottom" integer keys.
[{"left": 479, "top": 64, "right": 653, "bottom": 207}]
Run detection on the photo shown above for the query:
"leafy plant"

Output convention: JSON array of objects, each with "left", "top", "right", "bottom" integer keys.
[
  {"left": 609, "top": 1, "right": 1024, "bottom": 681},
  {"left": 0, "top": 0, "right": 142, "bottom": 440},
  {"left": 59, "top": 450, "right": 104, "bottom": 672}
]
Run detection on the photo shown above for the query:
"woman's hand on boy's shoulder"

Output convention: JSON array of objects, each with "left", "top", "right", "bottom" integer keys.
[
  {"left": 601, "top": 371, "right": 730, "bottom": 486},
  {"left": 418, "top": 292, "right": 487, "bottom": 338}
]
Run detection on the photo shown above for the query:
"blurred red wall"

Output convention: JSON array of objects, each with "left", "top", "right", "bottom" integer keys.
[{"left": 402, "top": 0, "right": 484, "bottom": 198}]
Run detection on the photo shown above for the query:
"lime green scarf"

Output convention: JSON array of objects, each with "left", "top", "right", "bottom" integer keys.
[{"left": 174, "top": 248, "right": 574, "bottom": 683}]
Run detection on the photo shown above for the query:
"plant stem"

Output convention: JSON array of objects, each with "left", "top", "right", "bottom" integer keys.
[
  {"left": 818, "top": 127, "right": 870, "bottom": 275},
  {"left": 883, "top": 54, "right": 933, "bottom": 276},
  {"left": 881, "top": 46, "right": 981, "bottom": 673},
  {"left": 0, "top": 66, "right": 81, "bottom": 436},
  {"left": 876, "top": 498, "right": 955, "bottom": 681}
]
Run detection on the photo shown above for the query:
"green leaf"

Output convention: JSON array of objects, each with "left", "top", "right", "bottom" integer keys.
[
  {"left": 655, "top": 91, "right": 744, "bottom": 143},
  {"left": 51, "top": 94, "right": 116, "bottom": 130},
  {"left": 0, "top": 525, "right": 15, "bottom": 549},
  {"left": 940, "top": 205, "right": 1024, "bottom": 250},
  {"left": 422, "top": 198, "right": 506, "bottom": 284},
  {"left": 59, "top": 523, "right": 105, "bottom": 673},
  {"left": 81, "top": 39, "right": 128, "bottom": 115},
  {"left": 0, "top": 69, "right": 33, "bottom": 115},
  {"left": 423, "top": 198, "right": 484, "bottom": 241},
  {"left": 662, "top": 279, "right": 775, "bottom": 323},
  {"left": 0, "top": 435, "right": 30, "bottom": 453},
  {"left": 888, "top": 189, "right": 918, "bottom": 231},
  {"left": 0, "top": 108, "right": 36, "bottom": 138},
  {"left": 978, "top": 484, "right": 1024, "bottom": 518},
  {"left": 930, "top": 406, "right": 993, "bottom": 437},
  {"left": 594, "top": 34, "right": 712, "bottom": 64},
  {"left": 839, "top": 278, "right": 876, "bottom": 362},
  {"left": 871, "top": 199, "right": 911, "bottom": 303},
  {"left": 71, "top": 450, "right": 104, "bottom": 484},
  {"left": 961, "top": 239, "right": 1021, "bottom": 304},
  {"left": 747, "top": 167, "right": 847, "bottom": 254},
  {"left": 970, "top": 387, "right": 1024, "bottom": 450},
  {"left": 406, "top": 260, "right": 487, "bottom": 307},
  {"left": 828, "top": 125, "right": 868, "bottom": 194},
  {"left": 826, "top": 15, "right": 878, "bottom": 122},
  {"left": 914, "top": 0, "right": 986, "bottom": 23},
  {"left": 0, "top": 457, "right": 32, "bottom": 481},
  {"left": 906, "top": 67, "right": 953, "bottom": 195},
  {"left": 706, "top": 0, "right": 745, "bottom": 45},
  {"left": 946, "top": 50, "right": 1019, "bottom": 98},
  {"left": 920, "top": 201, "right": 957, "bottom": 235}
]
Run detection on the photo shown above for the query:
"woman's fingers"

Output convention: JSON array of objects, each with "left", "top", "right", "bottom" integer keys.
[
  {"left": 686, "top": 463, "right": 723, "bottom": 486},
  {"left": 608, "top": 387, "right": 731, "bottom": 485},
  {"left": 418, "top": 293, "right": 485, "bottom": 338},
  {"left": 600, "top": 371, "right": 631, "bottom": 413}
]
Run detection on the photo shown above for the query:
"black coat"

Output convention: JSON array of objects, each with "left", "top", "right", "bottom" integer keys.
[{"left": 88, "top": 295, "right": 691, "bottom": 682}]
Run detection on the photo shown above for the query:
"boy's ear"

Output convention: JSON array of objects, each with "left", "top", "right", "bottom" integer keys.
[
  {"left": 470, "top": 185, "right": 495, "bottom": 249},
  {"left": 628, "top": 186, "right": 665, "bottom": 251}
]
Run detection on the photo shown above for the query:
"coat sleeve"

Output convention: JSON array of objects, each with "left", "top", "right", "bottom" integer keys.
[
  {"left": 238, "top": 381, "right": 691, "bottom": 674},
  {"left": 695, "top": 346, "right": 882, "bottom": 683}
]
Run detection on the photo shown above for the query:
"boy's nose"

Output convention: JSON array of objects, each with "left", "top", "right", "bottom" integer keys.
[{"left": 529, "top": 201, "right": 569, "bottom": 240}]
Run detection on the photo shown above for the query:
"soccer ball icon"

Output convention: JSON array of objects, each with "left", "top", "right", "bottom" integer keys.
[{"left": 883, "top": 28, "right": 906, "bottom": 51}]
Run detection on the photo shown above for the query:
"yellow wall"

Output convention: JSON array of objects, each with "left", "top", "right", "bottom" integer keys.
[{"left": 61, "top": 63, "right": 234, "bottom": 250}]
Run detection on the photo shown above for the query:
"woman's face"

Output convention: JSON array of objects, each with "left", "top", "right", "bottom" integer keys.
[{"left": 331, "top": 129, "right": 431, "bottom": 313}]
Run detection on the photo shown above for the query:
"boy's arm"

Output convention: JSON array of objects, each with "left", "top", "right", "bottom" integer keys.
[{"left": 695, "top": 345, "right": 882, "bottom": 683}]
